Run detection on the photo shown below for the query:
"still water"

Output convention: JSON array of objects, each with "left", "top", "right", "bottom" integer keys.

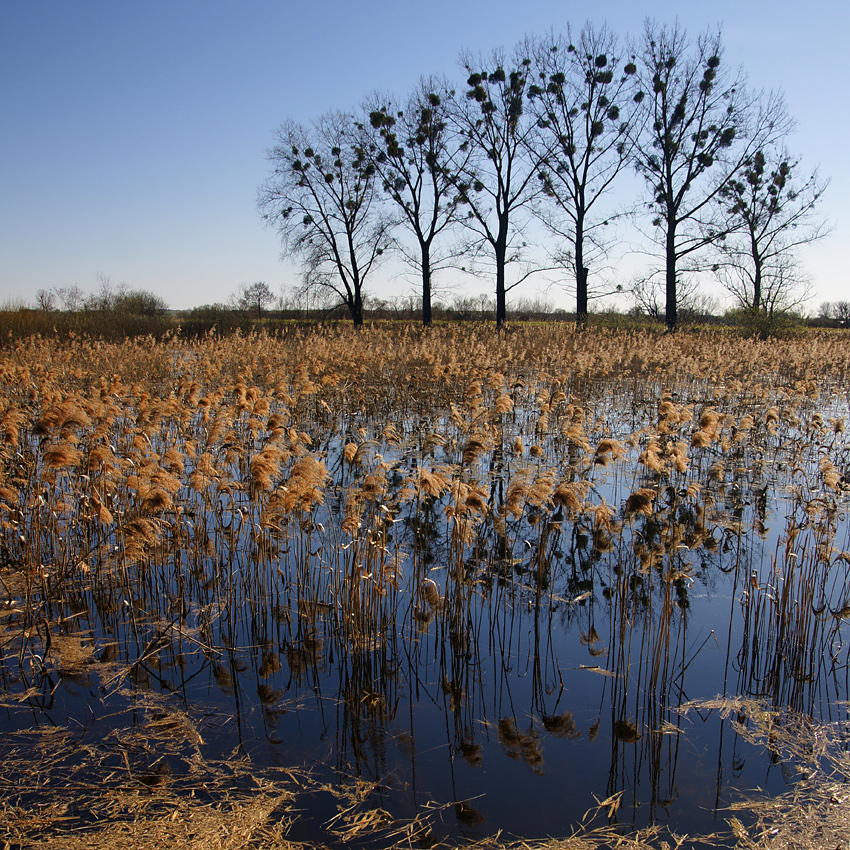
[{"left": 1, "top": 374, "right": 849, "bottom": 846}]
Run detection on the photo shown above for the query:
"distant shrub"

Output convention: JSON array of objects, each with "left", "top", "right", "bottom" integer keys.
[
  {"left": 723, "top": 308, "right": 805, "bottom": 339},
  {"left": 0, "top": 308, "right": 174, "bottom": 345}
]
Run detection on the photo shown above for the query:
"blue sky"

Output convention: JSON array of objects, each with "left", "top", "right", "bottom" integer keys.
[{"left": 1, "top": 1, "right": 846, "bottom": 312}]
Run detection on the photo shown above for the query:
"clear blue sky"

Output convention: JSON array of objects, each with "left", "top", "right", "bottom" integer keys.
[{"left": 1, "top": 1, "right": 846, "bottom": 311}]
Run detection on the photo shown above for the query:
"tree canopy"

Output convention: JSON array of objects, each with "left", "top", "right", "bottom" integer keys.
[
  {"left": 527, "top": 24, "right": 639, "bottom": 325},
  {"left": 259, "top": 113, "right": 390, "bottom": 327},
  {"left": 258, "top": 21, "right": 828, "bottom": 329},
  {"left": 358, "top": 78, "right": 467, "bottom": 325}
]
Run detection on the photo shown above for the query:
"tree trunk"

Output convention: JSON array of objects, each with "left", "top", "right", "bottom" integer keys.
[
  {"left": 495, "top": 229, "right": 508, "bottom": 328},
  {"left": 495, "top": 263, "right": 507, "bottom": 327},
  {"left": 665, "top": 223, "right": 677, "bottom": 331},
  {"left": 351, "top": 286, "right": 364, "bottom": 328},
  {"left": 421, "top": 243, "right": 432, "bottom": 326},
  {"left": 576, "top": 267, "right": 589, "bottom": 329},
  {"left": 751, "top": 233, "right": 762, "bottom": 313},
  {"left": 575, "top": 212, "right": 588, "bottom": 328}
]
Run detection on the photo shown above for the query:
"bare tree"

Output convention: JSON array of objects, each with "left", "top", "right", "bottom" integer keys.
[
  {"left": 631, "top": 21, "right": 788, "bottom": 330},
  {"left": 258, "top": 112, "right": 391, "bottom": 327},
  {"left": 85, "top": 274, "right": 122, "bottom": 311},
  {"left": 35, "top": 289, "right": 56, "bottom": 311},
  {"left": 527, "top": 25, "right": 640, "bottom": 326},
  {"left": 54, "top": 285, "right": 85, "bottom": 312},
  {"left": 359, "top": 79, "right": 469, "bottom": 325},
  {"left": 446, "top": 48, "right": 546, "bottom": 327},
  {"left": 631, "top": 272, "right": 718, "bottom": 323},
  {"left": 711, "top": 147, "right": 829, "bottom": 313},
  {"left": 235, "top": 281, "right": 275, "bottom": 318}
]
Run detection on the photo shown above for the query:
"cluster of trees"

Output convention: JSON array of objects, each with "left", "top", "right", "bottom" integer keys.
[
  {"left": 36, "top": 275, "right": 168, "bottom": 316},
  {"left": 4, "top": 275, "right": 173, "bottom": 343},
  {"left": 258, "top": 21, "right": 829, "bottom": 330},
  {"left": 818, "top": 301, "right": 850, "bottom": 327}
]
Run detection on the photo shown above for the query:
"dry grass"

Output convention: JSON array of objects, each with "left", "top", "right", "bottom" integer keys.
[
  {"left": 682, "top": 697, "right": 850, "bottom": 850},
  {"left": 0, "top": 669, "right": 848, "bottom": 849},
  {"left": 1, "top": 325, "right": 849, "bottom": 849}
]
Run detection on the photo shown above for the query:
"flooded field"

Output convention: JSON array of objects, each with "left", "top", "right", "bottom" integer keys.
[{"left": 1, "top": 324, "right": 849, "bottom": 848}]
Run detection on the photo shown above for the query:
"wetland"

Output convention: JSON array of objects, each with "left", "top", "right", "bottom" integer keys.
[{"left": 1, "top": 323, "right": 849, "bottom": 848}]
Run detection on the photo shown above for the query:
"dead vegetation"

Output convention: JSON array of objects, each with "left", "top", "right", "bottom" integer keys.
[
  {"left": 685, "top": 697, "right": 850, "bottom": 850},
  {"left": 6, "top": 698, "right": 848, "bottom": 850},
  {"left": 0, "top": 325, "right": 849, "bottom": 849}
]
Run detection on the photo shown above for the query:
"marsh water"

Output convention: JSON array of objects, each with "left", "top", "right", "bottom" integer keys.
[{"left": 1, "top": 331, "right": 849, "bottom": 846}]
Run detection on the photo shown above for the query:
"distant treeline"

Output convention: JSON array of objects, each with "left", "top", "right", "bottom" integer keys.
[{"left": 0, "top": 295, "right": 844, "bottom": 345}]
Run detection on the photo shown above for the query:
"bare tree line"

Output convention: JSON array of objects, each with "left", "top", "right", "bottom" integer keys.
[
  {"left": 258, "top": 20, "right": 829, "bottom": 330},
  {"left": 35, "top": 274, "right": 168, "bottom": 316}
]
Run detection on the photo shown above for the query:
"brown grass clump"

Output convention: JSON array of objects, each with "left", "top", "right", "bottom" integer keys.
[
  {"left": 250, "top": 444, "right": 286, "bottom": 495},
  {"left": 43, "top": 441, "right": 83, "bottom": 470},
  {"left": 87, "top": 443, "right": 120, "bottom": 473},
  {"left": 691, "top": 429, "right": 713, "bottom": 448},
  {"left": 553, "top": 480, "right": 587, "bottom": 514},
  {"left": 638, "top": 439, "right": 665, "bottom": 475},
  {"left": 417, "top": 465, "right": 451, "bottom": 500},
  {"left": 505, "top": 467, "right": 533, "bottom": 519},
  {"left": 667, "top": 440, "right": 690, "bottom": 473},
  {"left": 189, "top": 452, "right": 219, "bottom": 492},
  {"left": 494, "top": 393, "right": 513, "bottom": 414},
  {"left": 454, "top": 480, "right": 489, "bottom": 516},
  {"left": 1, "top": 404, "right": 29, "bottom": 448},
  {"left": 161, "top": 446, "right": 185, "bottom": 475},
  {"left": 594, "top": 438, "right": 626, "bottom": 465},
  {"left": 272, "top": 455, "right": 329, "bottom": 514},
  {"left": 693, "top": 409, "right": 721, "bottom": 447},
  {"left": 625, "top": 488, "right": 656, "bottom": 518},
  {"left": 462, "top": 429, "right": 495, "bottom": 466},
  {"left": 819, "top": 456, "right": 841, "bottom": 490},
  {"left": 32, "top": 400, "right": 91, "bottom": 439},
  {"left": 121, "top": 517, "right": 161, "bottom": 563}
]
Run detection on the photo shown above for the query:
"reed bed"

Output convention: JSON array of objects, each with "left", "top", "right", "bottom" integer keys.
[{"left": 0, "top": 324, "right": 849, "bottom": 847}]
